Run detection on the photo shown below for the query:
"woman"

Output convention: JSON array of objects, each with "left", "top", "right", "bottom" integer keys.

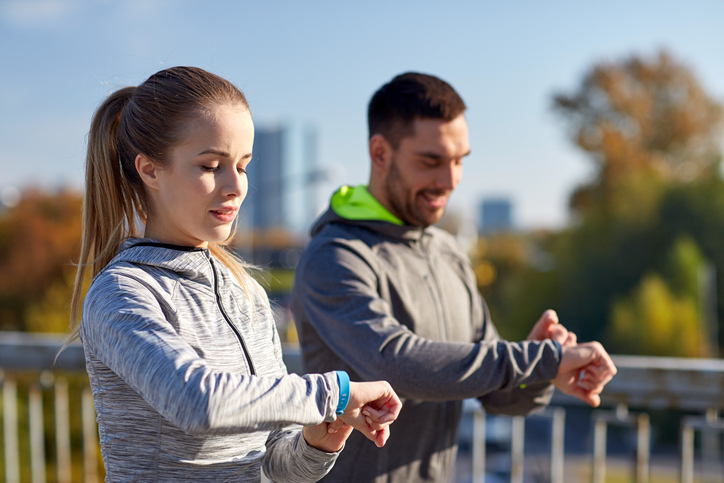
[{"left": 69, "top": 66, "right": 400, "bottom": 482}]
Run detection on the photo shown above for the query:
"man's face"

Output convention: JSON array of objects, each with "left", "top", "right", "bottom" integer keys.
[{"left": 383, "top": 115, "right": 470, "bottom": 227}]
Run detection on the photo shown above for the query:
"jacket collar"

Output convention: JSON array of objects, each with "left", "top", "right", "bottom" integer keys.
[
  {"left": 111, "top": 238, "right": 214, "bottom": 281},
  {"left": 312, "top": 185, "right": 427, "bottom": 242}
]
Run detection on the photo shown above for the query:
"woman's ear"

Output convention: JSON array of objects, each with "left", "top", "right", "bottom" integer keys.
[
  {"left": 369, "top": 134, "right": 392, "bottom": 175},
  {"left": 135, "top": 154, "right": 159, "bottom": 191}
]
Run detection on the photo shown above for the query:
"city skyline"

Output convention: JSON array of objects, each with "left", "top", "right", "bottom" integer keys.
[{"left": 1, "top": 0, "right": 722, "bottom": 230}]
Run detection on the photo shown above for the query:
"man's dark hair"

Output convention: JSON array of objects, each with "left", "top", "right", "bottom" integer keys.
[{"left": 368, "top": 72, "right": 466, "bottom": 148}]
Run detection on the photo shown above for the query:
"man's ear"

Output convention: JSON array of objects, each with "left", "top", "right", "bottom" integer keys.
[
  {"left": 135, "top": 154, "right": 160, "bottom": 191},
  {"left": 369, "top": 134, "right": 393, "bottom": 175}
]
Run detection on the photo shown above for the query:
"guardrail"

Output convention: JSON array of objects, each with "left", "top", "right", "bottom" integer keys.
[{"left": 2, "top": 332, "right": 724, "bottom": 482}]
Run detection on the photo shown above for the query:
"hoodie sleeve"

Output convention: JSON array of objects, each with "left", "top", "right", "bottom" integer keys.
[
  {"left": 263, "top": 426, "right": 340, "bottom": 483},
  {"left": 81, "top": 271, "right": 340, "bottom": 435},
  {"left": 474, "top": 295, "right": 556, "bottom": 415},
  {"left": 293, "top": 236, "right": 560, "bottom": 404},
  {"left": 261, "top": 313, "right": 340, "bottom": 482}
]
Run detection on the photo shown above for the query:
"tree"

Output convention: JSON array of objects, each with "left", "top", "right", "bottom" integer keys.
[
  {"left": 540, "top": 50, "right": 724, "bottom": 352},
  {"left": 0, "top": 188, "right": 82, "bottom": 332},
  {"left": 554, "top": 50, "right": 723, "bottom": 217},
  {"left": 608, "top": 236, "right": 707, "bottom": 357},
  {"left": 471, "top": 231, "right": 561, "bottom": 341}
]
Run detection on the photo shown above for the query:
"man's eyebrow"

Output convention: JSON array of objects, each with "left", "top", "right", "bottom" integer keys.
[{"left": 415, "top": 149, "right": 472, "bottom": 160}]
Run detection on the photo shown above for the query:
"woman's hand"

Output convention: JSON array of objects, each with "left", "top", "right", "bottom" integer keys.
[
  {"left": 304, "top": 380, "right": 401, "bottom": 451},
  {"left": 302, "top": 421, "right": 354, "bottom": 453},
  {"left": 338, "top": 380, "right": 401, "bottom": 447}
]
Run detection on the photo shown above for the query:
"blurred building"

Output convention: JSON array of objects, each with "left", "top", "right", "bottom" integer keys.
[
  {"left": 478, "top": 197, "right": 513, "bottom": 233},
  {"left": 239, "top": 122, "right": 319, "bottom": 235}
]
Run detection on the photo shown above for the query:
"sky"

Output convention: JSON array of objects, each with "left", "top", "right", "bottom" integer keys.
[{"left": 1, "top": 0, "right": 723, "bottom": 230}]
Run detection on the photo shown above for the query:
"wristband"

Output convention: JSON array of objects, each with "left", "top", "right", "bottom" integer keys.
[{"left": 335, "top": 371, "right": 350, "bottom": 416}]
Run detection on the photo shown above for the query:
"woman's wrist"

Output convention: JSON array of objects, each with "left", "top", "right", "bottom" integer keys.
[
  {"left": 302, "top": 424, "right": 346, "bottom": 454},
  {"left": 335, "top": 371, "right": 350, "bottom": 415}
]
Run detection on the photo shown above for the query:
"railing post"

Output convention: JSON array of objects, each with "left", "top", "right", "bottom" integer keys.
[
  {"left": 29, "top": 381, "right": 47, "bottom": 483},
  {"left": 55, "top": 377, "right": 72, "bottom": 483},
  {"left": 82, "top": 386, "right": 99, "bottom": 483},
  {"left": 592, "top": 416, "right": 607, "bottom": 483},
  {"left": 636, "top": 412, "right": 650, "bottom": 483},
  {"left": 681, "top": 424, "right": 694, "bottom": 483},
  {"left": 510, "top": 416, "right": 525, "bottom": 483},
  {"left": 551, "top": 407, "right": 565, "bottom": 483},
  {"left": 702, "top": 409, "right": 720, "bottom": 483},
  {"left": 3, "top": 373, "right": 20, "bottom": 483},
  {"left": 471, "top": 409, "right": 486, "bottom": 483}
]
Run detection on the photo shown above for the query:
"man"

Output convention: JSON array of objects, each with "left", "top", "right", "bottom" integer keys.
[{"left": 291, "top": 72, "right": 615, "bottom": 482}]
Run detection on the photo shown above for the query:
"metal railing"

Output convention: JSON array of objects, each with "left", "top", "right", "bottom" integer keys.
[{"left": 2, "top": 331, "right": 724, "bottom": 482}]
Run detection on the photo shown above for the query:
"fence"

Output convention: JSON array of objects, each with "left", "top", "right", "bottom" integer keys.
[{"left": 2, "top": 332, "right": 724, "bottom": 482}]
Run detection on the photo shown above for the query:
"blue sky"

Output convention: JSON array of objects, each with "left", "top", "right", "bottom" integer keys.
[{"left": 1, "top": 0, "right": 722, "bottom": 229}]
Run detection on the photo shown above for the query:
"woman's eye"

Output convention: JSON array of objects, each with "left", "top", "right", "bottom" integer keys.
[
  {"left": 201, "top": 166, "right": 219, "bottom": 172},
  {"left": 237, "top": 167, "right": 247, "bottom": 174}
]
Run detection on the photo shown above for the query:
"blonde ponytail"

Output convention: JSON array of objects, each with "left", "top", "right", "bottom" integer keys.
[{"left": 69, "top": 87, "right": 142, "bottom": 340}]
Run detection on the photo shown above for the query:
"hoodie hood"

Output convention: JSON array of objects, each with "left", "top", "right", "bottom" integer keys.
[
  {"left": 311, "top": 185, "right": 425, "bottom": 242},
  {"left": 105, "top": 238, "right": 213, "bottom": 283},
  {"left": 330, "top": 185, "right": 403, "bottom": 225}
]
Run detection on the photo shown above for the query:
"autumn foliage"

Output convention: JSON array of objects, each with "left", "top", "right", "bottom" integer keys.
[
  {"left": 476, "top": 50, "right": 724, "bottom": 357},
  {"left": 554, "top": 50, "right": 723, "bottom": 217},
  {"left": 0, "top": 188, "right": 83, "bottom": 331}
]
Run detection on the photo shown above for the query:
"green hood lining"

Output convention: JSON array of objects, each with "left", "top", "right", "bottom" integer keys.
[{"left": 330, "top": 185, "right": 403, "bottom": 226}]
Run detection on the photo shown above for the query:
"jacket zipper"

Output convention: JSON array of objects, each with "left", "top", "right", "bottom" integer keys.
[
  {"left": 209, "top": 257, "right": 257, "bottom": 375},
  {"left": 419, "top": 234, "right": 450, "bottom": 341}
]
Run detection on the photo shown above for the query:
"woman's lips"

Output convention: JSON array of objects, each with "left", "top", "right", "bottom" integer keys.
[{"left": 210, "top": 208, "right": 237, "bottom": 223}]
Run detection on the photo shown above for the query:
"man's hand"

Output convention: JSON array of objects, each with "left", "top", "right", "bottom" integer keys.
[
  {"left": 528, "top": 310, "right": 577, "bottom": 347},
  {"left": 553, "top": 342, "right": 617, "bottom": 407}
]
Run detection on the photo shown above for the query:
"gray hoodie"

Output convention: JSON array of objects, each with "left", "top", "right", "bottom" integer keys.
[
  {"left": 81, "top": 239, "right": 342, "bottom": 482},
  {"left": 291, "top": 186, "right": 561, "bottom": 482}
]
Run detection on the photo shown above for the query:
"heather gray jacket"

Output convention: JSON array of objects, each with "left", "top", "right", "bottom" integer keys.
[
  {"left": 81, "top": 239, "right": 342, "bottom": 482},
  {"left": 291, "top": 186, "right": 561, "bottom": 483}
]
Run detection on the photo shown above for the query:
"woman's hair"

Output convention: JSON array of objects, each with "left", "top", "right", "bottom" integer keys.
[{"left": 69, "top": 66, "right": 255, "bottom": 340}]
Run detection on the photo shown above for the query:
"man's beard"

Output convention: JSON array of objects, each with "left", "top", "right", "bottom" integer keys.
[{"left": 384, "top": 157, "right": 433, "bottom": 227}]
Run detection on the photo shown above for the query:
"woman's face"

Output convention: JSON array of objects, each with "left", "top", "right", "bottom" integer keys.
[{"left": 141, "top": 104, "right": 254, "bottom": 247}]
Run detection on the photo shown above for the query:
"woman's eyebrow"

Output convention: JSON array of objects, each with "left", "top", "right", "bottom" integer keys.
[
  {"left": 197, "top": 149, "right": 253, "bottom": 161},
  {"left": 198, "top": 148, "right": 230, "bottom": 157}
]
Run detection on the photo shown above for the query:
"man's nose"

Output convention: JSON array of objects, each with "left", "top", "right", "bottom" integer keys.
[{"left": 437, "top": 163, "right": 460, "bottom": 190}]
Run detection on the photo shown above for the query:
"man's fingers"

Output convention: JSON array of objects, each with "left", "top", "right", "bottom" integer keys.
[
  {"left": 549, "top": 324, "right": 569, "bottom": 344},
  {"left": 527, "top": 309, "right": 559, "bottom": 340},
  {"left": 565, "top": 331, "right": 577, "bottom": 347},
  {"left": 577, "top": 390, "right": 601, "bottom": 407}
]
